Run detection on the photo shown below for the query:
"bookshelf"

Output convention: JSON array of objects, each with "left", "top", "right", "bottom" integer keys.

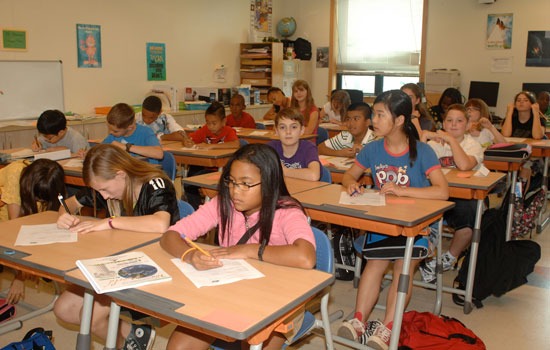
[{"left": 240, "top": 42, "right": 283, "bottom": 103}]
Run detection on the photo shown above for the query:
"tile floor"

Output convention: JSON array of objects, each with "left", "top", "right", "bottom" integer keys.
[{"left": 1, "top": 204, "right": 549, "bottom": 349}]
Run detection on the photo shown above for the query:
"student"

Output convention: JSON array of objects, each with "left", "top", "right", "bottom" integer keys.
[
  {"left": 263, "top": 87, "right": 291, "bottom": 120},
  {"left": 318, "top": 102, "right": 376, "bottom": 157},
  {"left": 183, "top": 101, "right": 240, "bottom": 209},
  {"left": 419, "top": 104, "right": 483, "bottom": 284},
  {"left": 54, "top": 144, "right": 179, "bottom": 350},
  {"left": 0, "top": 159, "right": 66, "bottom": 305},
  {"left": 536, "top": 90, "right": 550, "bottom": 117},
  {"left": 465, "top": 98, "right": 506, "bottom": 148},
  {"left": 160, "top": 143, "right": 316, "bottom": 350},
  {"left": 290, "top": 80, "right": 319, "bottom": 136},
  {"left": 136, "top": 95, "right": 188, "bottom": 143},
  {"left": 429, "top": 87, "right": 463, "bottom": 130},
  {"left": 226, "top": 94, "right": 257, "bottom": 128},
  {"left": 267, "top": 108, "right": 321, "bottom": 181},
  {"left": 30, "top": 109, "right": 89, "bottom": 154},
  {"left": 102, "top": 102, "right": 164, "bottom": 164},
  {"left": 338, "top": 90, "right": 448, "bottom": 349},
  {"left": 320, "top": 89, "right": 351, "bottom": 124},
  {"left": 400, "top": 83, "right": 435, "bottom": 133},
  {"left": 501, "top": 91, "right": 545, "bottom": 140}
]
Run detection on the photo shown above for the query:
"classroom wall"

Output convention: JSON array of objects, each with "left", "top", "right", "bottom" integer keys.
[{"left": 0, "top": 0, "right": 260, "bottom": 114}]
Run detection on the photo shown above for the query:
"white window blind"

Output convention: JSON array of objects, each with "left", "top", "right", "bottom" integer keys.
[{"left": 337, "top": 0, "right": 423, "bottom": 74}]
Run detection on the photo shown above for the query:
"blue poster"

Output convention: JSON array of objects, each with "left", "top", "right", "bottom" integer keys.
[
  {"left": 147, "top": 43, "right": 166, "bottom": 81},
  {"left": 76, "top": 24, "right": 102, "bottom": 68}
]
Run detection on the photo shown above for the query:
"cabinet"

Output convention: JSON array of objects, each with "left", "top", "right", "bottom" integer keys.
[{"left": 240, "top": 42, "right": 283, "bottom": 103}]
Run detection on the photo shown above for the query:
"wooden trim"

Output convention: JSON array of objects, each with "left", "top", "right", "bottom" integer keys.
[
  {"left": 419, "top": 0, "right": 429, "bottom": 82},
  {"left": 328, "top": 0, "right": 337, "bottom": 95}
]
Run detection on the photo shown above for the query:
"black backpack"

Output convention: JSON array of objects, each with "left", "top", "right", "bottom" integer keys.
[
  {"left": 294, "top": 37, "right": 312, "bottom": 60},
  {"left": 454, "top": 201, "right": 541, "bottom": 307}
]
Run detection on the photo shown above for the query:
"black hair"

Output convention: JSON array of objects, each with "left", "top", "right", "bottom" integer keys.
[
  {"left": 438, "top": 88, "right": 463, "bottom": 107},
  {"left": 374, "top": 90, "right": 419, "bottom": 166},
  {"left": 205, "top": 101, "right": 226, "bottom": 119},
  {"left": 37, "top": 110, "right": 67, "bottom": 135},
  {"left": 142, "top": 95, "right": 162, "bottom": 113},
  {"left": 347, "top": 102, "right": 372, "bottom": 119},
  {"left": 267, "top": 86, "right": 285, "bottom": 96},
  {"left": 19, "top": 159, "right": 66, "bottom": 216},
  {"left": 217, "top": 143, "right": 304, "bottom": 248}
]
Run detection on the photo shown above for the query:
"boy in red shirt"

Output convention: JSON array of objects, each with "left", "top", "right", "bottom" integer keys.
[{"left": 226, "top": 95, "right": 257, "bottom": 129}]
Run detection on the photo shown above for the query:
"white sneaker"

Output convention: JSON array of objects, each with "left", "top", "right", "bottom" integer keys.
[{"left": 337, "top": 317, "right": 365, "bottom": 341}]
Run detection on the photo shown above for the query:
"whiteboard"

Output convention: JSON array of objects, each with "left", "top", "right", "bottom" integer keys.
[{"left": 0, "top": 60, "right": 64, "bottom": 120}]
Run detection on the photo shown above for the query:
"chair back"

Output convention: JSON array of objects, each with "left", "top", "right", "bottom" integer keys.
[
  {"left": 320, "top": 165, "right": 332, "bottom": 184},
  {"left": 239, "top": 139, "right": 249, "bottom": 147},
  {"left": 177, "top": 199, "right": 195, "bottom": 219},
  {"left": 316, "top": 127, "right": 329, "bottom": 145},
  {"left": 161, "top": 151, "right": 177, "bottom": 181},
  {"left": 311, "top": 226, "right": 334, "bottom": 274},
  {"left": 255, "top": 122, "right": 267, "bottom": 130}
]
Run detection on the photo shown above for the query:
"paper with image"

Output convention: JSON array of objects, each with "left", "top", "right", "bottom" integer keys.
[{"left": 339, "top": 190, "right": 385, "bottom": 206}]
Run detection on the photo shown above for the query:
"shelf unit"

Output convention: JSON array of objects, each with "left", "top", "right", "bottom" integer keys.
[{"left": 239, "top": 42, "right": 283, "bottom": 103}]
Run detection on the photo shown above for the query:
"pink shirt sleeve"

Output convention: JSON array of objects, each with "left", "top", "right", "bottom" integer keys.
[{"left": 168, "top": 198, "right": 220, "bottom": 240}]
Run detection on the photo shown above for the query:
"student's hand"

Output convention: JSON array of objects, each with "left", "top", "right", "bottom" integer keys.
[
  {"left": 421, "top": 130, "right": 440, "bottom": 143},
  {"left": 68, "top": 219, "right": 109, "bottom": 234},
  {"left": 346, "top": 182, "right": 364, "bottom": 196},
  {"left": 31, "top": 137, "right": 42, "bottom": 152},
  {"left": 506, "top": 102, "right": 515, "bottom": 115},
  {"left": 532, "top": 103, "right": 541, "bottom": 116},
  {"left": 57, "top": 212, "right": 81, "bottom": 229},
  {"left": 110, "top": 140, "right": 126, "bottom": 151},
  {"left": 186, "top": 249, "right": 222, "bottom": 270},
  {"left": 182, "top": 137, "right": 195, "bottom": 148},
  {"left": 479, "top": 117, "right": 493, "bottom": 129},
  {"left": 7, "top": 275, "right": 25, "bottom": 304},
  {"left": 76, "top": 148, "right": 87, "bottom": 159},
  {"left": 196, "top": 143, "right": 215, "bottom": 150},
  {"left": 341, "top": 147, "right": 359, "bottom": 158},
  {"left": 379, "top": 182, "right": 406, "bottom": 196}
]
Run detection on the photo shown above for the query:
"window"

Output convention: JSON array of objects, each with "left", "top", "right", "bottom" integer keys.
[{"left": 335, "top": 0, "right": 425, "bottom": 95}]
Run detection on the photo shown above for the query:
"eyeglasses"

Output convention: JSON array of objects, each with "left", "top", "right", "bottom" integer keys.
[{"left": 223, "top": 178, "right": 261, "bottom": 191}]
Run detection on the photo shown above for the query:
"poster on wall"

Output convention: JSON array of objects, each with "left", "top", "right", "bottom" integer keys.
[
  {"left": 1, "top": 28, "right": 27, "bottom": 51},
  {"left": 486, "top": 14, "right": 513, "bottom": 50},
  {"left": 316, "top": 47, "right": 329, "bottom": 68},
  {"left": 250, "top": 0, "right": 272, "bottom": 33},
  {"left": 526, "top": 31, "right": 550, "bottom": 67},
  {"left": 76, "top": 24, "right": 102, "bottom": 68},
  {"left": 146, "top": 43, "right": 166, "bottom": 81}
]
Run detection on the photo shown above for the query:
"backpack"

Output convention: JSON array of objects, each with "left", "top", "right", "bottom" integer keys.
[
  {"left": 294, "top": 37, "right": 312, "bottom": 60},
  {"left": 1, "top": 327, "right": 55, "bottom": 350},
  {"left": 483, "top": 143, "right": 531, "bottom": 159},
  {"left": 511, "top": 187, "right": 546, "bottom": 239},
  {"left": 331, "top": 226, "right": 356, "bottom": 280},
  {"left": 454, "top": 200, "right": 541, "bottom": 306},
  {"left": 396, "top": 311, "right": 485, "bottom": 350}
]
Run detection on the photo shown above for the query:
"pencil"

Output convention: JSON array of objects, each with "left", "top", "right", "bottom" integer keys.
[
  {"left": 183, "top": 237, "right": 212, "bottom": 257},
  {"left": 57, "top": 194, "right": 71, "bottom": 213}
]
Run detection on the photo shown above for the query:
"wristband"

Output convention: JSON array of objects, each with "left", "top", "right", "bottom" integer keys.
[
  {"left": 108, "top": 217, "right": 115, "bottom": 229},
  {"left": 125, "top": 143, "right": 133, "bottom": 153},
  {"left": 181, "top": 247, "right": 197, "bottom": 262}
]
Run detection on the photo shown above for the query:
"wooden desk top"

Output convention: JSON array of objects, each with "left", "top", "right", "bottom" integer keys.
[
  {"left": 162, "top": 143, "right": 237, "bottom": 168},
  {"left": 182, "top": 172, "right": 330, "bottom": 196},
  {"left": 236, "top": 128, "right": 316, "bottom": 144},
  {"left": 66, "top": 241, "right": 334, "bottom": 343},
  {"left": 0, "top": 211, "right": 160, "bottom": 281},
  {"left": 293, "top": 184, "right": 454, "bottom": 237}
]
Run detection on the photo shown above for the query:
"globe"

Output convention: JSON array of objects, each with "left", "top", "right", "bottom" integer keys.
[{"left": 277, "top": 17, "right": 297, "bottom": 38}]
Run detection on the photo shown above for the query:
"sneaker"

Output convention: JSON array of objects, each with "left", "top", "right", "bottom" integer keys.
[
  {"left": 358, "top": 319, "right": 383, "bottom": 345},
  {"left": 122, "top": 324, "right": 155, "bottom": 350},
  {"left": 366, "top": 323, "right": 392, "bottom": 350},
  {"left": 419, "top": 253, "right": 456, "bottom": 283},
  {"left": 337, "top": 317, "right": 365, "bottom": 341}
]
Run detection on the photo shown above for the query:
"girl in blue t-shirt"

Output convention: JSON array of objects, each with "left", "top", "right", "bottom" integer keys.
[{"left": 339, "top": 90, "right": 449, "bottom": 349}]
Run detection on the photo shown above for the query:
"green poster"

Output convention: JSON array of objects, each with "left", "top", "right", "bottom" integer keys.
[
  {"left": 2, "top": 29, "right": 26, "bottom": 50},
  {"left": 147, "top": 43, "right": 166, "bottom": 81}
]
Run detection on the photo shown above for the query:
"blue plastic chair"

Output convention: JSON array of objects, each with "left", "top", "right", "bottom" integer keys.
[
  {"left": 161, "top": 151, "right": 177, "bottom": 181},
  {"left": 239, "top": 139, "right": 249, "bottom": 147},
  {"left": 255, "top": 122, "right": 267, "bottom": 130},
  {"left": 320, "top": 165, "right": 332, "bottom": 184},
  {"left": 316, "top": 127, "right": 329, "bottom": 145},
  {"left": 177, "top": 199, "right": 195, "bottom": 219}
]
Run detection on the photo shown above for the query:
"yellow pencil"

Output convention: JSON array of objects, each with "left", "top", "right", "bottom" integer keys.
[{"left": 184, "top": 237, "right": 212, "bottom": 257}]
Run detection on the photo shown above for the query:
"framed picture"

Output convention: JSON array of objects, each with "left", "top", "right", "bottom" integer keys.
[
  {"left": 316, "top": 47, "right": 329, "bottom": 68},
  {"left": 76, "top": 24, "right": 102, "bottom": 68},
  {"left": 486, "top": 14, "right": 513, "bottom": 50},
  {"left": 526, "top": 31, "right": 550, "bottom": 67},
  {"left": 1, "top": 28, "right": 27, "bottom": 51}
]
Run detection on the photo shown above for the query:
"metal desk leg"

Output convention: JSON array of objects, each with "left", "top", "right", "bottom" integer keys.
[
  {"left": 505, "top": 171, "right": 518, "bottom": 241},
  {"left": 537, "top": 156, "right": 549, "bottom": 233},
  {"left": 104, "top": 301, "right": 121, "bottom": 350},
  {"left": 76, "top": 290, "right": 94, "bottom": 350},
  {"left": 434, "top": 219, "right": 443, "bottom": 316},
  {"left": 389, "top": 236, "right": 414, "bottom": 350},
  {"left": 463, "top": 199, "right": 484, "bottom": 314}
]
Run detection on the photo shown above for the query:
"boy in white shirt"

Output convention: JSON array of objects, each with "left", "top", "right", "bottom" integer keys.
[
  {"left": 136, "top": 95, "right": 188, "bottom": 143},
  {"left": 318, "top": 102, "right": 376, "bottom": 157}
]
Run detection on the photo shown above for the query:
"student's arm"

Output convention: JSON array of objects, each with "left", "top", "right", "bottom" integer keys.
[
  {"left": 318, "top": 142, "right": 356, "bottom": 157},
  {"left": 160, "top": 130, "right": 188, "bottom": 143},
  {"left": 479, "top": 117, "right": 507, "bottom": 144},
  {"left": 7, "top": 203, "right": 21, "bottom": 220},
  {"left": 342, "top": 163, "right": 369, "bottom": 195},
  {"left": 412, "top": 117, "right": 423, "bottom": 139},
  {"left": 500, "top": 103, "right": 515, "bottom": 137},
  {"left": 30, "top": 135, "right": 42, "bottom": 151},
  {"left": 69, "top": 211, "right": 172, "bottom": 234},
  {"left": 443, "top": 133, "right": 478, "bottom": 171},
  {"left": 263, "top": 106, "right": 277, "bottom": 120},
  {"left": 303, "top": 109, "right": 320, "bottom": 135},
  {"left": 380, "top": 168, "right": 449, "bottom": 200},
  {"left": 125, "top": 143, "right": 164, "bottom": 159},
  {"left": 283, "top": 160, "right": 321, "bottom": 181},
  {"left": 531, "top": 104, "right": 545, "bottom": 140}
]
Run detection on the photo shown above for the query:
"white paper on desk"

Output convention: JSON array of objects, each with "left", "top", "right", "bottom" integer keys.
[
  {"left": 15, "top": 223, "right": 77, "bottom": 246},
  {"left": 186, "top": 124, "right": 202, "bottom": 130},
  {"left": 63, "top": 158, "right": 84, "bottom": 168},
  {"left": 171, "top": 258, "right": 264, "bottom": 288},
  {"left": 249, "top": 130, "right": 269, "bottom": 136},
  {"left": 474, "top": 164, "right": 490, "bottom": 177},
  {"left": 320, "top": 155, "right": 354, "bottom": 168},
  {"left": 441, "top": 168, "right": 451, "bottom": 175},
  {"left": 10, "top": 148, "right": 35, "bottom": 159},
  {"left": 339, "top": 191, "right": 386, "bottom": 206}
]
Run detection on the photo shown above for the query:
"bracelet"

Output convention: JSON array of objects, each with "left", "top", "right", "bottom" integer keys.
[
  {"left": 125, "top": 143, "right": 133, "bottom": 153},
  {"left": 181, "top": 248, "right": 197, "bottom": 262},
  {"left": 108, "top": 217, "right": 115, "bottom": 229}
]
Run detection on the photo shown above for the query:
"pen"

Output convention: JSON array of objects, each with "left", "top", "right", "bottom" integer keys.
[
  {"left": 350, "top": 184, "right": 366, "bottom": 197},
  {"left": 183, "top": 236, "right": 212, "bottom": 257},
  {"left": 58, "top": 193, "right": 70, "bottom": 213}
]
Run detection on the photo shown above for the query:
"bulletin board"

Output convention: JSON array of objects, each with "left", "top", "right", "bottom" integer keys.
[{"left": 0, "top": 60, "right": 64, "bottom": 120}]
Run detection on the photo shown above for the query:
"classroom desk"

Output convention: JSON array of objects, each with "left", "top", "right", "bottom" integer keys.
[
  {"left": 181, "top": 171, "right": 331, "bottom": 199},
  {"left": 162, "top": 141, "right": 237, "bottom": 169},
  {"left": 57, "top": 157, "right": 85, "bottom": 186},
  {"left": 236, "top": 128, "right": 316, "bottom": 145},
  {"left": 319, "top": 122, "right": 346, "bottom": 138},
  {"left": 293, "top": 184, "right": 454, "bottom": 350},
  {"left": 0, "top": 211, "right": 160, "bottom": 343},
  {"left": 319, "top": 155, "right": 371, "bottom": 184},
  {"left": 65, "top": 241, "right": 334, "bottom": 350}
]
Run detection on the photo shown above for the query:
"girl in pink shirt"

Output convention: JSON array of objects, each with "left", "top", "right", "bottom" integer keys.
[{"left": 160, "top": 143, "right": 316, "bottom": 350}]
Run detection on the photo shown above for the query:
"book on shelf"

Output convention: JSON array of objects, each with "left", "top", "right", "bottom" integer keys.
[{"left": 76, "top": 251, "right": 172, "bottom": 294}]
